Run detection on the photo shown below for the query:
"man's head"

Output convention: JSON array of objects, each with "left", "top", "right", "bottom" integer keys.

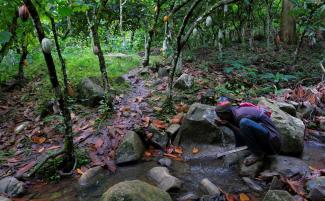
[{"left": 215, "top": 101, "right": 233, "bottom": 121}]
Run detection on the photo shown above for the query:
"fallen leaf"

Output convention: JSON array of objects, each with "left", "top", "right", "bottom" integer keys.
[
  {"left": 152, "top": 119, "right": 167, "bottom": 130},
  {"left": 144, "top": 150, "right": 152, "bottom": 157},
  {"left": 171, "top": 114, "right": 183, "bottom": 124},
  {"left": 31, "top": 136, "right": 46, "bottom": 144},
  {"left": 226, "top": 194, "right": 236, "bottom": 201},
  {"left": 142, "top": 116, "right": 150, "bottom": 128},
  {"left": 46, "top": 145, "right": 61, "bottom": 150},
  {"left": 174, "top": 146, "right": 183, "bottom": 154},
  {"left": 175, "top": 103, "right": 189, "bottom": 113},
  {"left": 134, "top": 96, "right": 143, "bottom": 103},
  {"left": 192, "top": 147, "right": 199, "bottom": 154},
  {"left": 95, "top": 137, "right": 104, "bottom": 149},
  {"left": 153, "top": 107, "right": 163, "bottom": 112},
  {"left": 105, "top": 160, "right": 117, "bottom": 173},
  {"left": 239, "top": 193, "right": 250, "bottom": 201},
  {"left": 37, "top": 147, "right": 45, "bottom": 153},
  {"left": 76, "top": 168, "right": 84, "bottom": 175}
]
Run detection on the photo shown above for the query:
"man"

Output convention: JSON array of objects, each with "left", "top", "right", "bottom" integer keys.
[{"left": 215, "top": 101, "right": 281, "bottom": 166}]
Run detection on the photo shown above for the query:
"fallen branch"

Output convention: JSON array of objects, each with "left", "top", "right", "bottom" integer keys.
[
  {"left": 216, "top": 146, "right": 248, "bottom": 158},
  {"left": 23, "top": 148, "right": 65, "bottom": 178}
]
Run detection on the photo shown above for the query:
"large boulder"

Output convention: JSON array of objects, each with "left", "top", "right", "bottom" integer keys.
[
  {"left": 175, "top": 103, "right": 220, "bottom": 145},
  {"left": 115, "top": 131, "right": 145, "bottom": 164},
  {"left": 148, "top": 167, "right": 182, "bottom": 191},
  {"left": 0, "top": 177, "right": 25, "bottom": 197},
  {"left": 78, "top": 77, "right": 105, "bottom": 107},
  {"left": 174, "top": 73, "right": 194, "bottom": 90},
  {"left": 263, "top": 190, "right": 294, "bottom": 201},
  {"left": 265, "top": 155, "right": 311, "bottom": 177},
  {"left": 102, "top": 180, "right": 172, "bottom": 201},
  {"left": 258, "top": 98, "right": 305, "bottom": 155}
]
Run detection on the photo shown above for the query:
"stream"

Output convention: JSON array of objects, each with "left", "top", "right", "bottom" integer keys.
[{"left": 19, "top": 69, "right": 325, "bottom": 201}]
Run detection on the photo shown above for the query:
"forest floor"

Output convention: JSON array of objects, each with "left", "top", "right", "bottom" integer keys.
[{"left": 0, "top": 41, "right": 325, "bottom": 200}]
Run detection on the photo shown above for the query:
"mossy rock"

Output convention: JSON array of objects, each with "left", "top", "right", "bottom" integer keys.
[{"left": 101, "top": 180, "right": 172, "bottom": 201}]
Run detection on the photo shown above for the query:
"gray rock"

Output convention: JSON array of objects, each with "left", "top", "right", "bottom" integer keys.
[
  {"left": 102, "top": 180, "right": 172, "bottom": 201},
  {"left": 262, "top": 190, "right": 294, "bottom": 201},
  {"left": 78, "top": 166, "right": 104, "bottom": 187},
  {"left": 158, "top": 158, "right": 172, "bottom": 167},
  {"left": 199, "top": 178, "right": 221, "bottom": 196},
  {"left": 306, "top": 177, "right": 325, "bottom": 201},
  {"left": 219, "top": 126, "right": 236, "bottom": 145},
  {"left": 174, "top": 73, "right": 194, "bottom": 89},
  {"left": 78, "top": 77, "right": 105, "bottom": 107},
  {"left": 115, "top": 131, "right": 145, "bottom": 164},
  {"left": 175, "top": 103, "right": 220, "bottom": 145},
  {"left": 177, "top": 192, "right": 199, "bottom": 201},
  {"left": 297, "top": 101, "right": 314, "bottom": 119},
  {"left": 0, "top": 196, "right": 10, "bottom": 201},
  {"left": 266, "top": 155, "right": 311, "bottom": 177},
  {"left": 0, "top": 177, "right": 25, "bottom": 197},
  {"left": 239, "top": 160, "right": 264, "bottom": 177},
  {"left": 158, "top": 67, "right": 170, "bottom": 77},
  {"left": 201, "top": 89, "right": 216, "bottom": 104},
  {"left": 223, "top": 150, "right": 250, "bottom": 167},
  {"left": 258, "top": 98, "right": 305, "bottom": 155},
  {"left": 166, "top": 124, "right": 180, "bottom": 136},
  {"left": 148, "top": 167, "right": 182, "bottom": 191},
  {"left": 139, "top": 68, "right": 150, "bottom": 76},
  {"left": 320, "top": 120, "right": 325, "bottom": 131},
  {"left": 242, "top": 177, "right": 263, "bottom": 192},
  {"left": 200, "top": 194, "right": 225, "bottom": 201},
  {"left": 152, "top": 132, "right": 169, "bottom": 149},
  {"left": 276, "top": 102, "right": 296, "bottom": 117}
]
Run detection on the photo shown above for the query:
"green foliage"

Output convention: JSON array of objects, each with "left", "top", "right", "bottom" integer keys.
[
  {"left": 0, "top": 150, "right": 14, "bottom": 165},
  {"left": 75, "top": 148, "right": 90, "bottom": 168},
  {"left": 36, "top": 155, "right": 64, "bottom": 183}
]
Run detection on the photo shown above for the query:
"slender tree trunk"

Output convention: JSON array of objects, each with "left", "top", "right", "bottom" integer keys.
[
  {"left": 23, "top": 0, "right": 74, "bottom": 169},
  {"left": 0, "top": 11, "right": 19, "bottom": 64},
  {"left": 265, "top": 0, "right": 273, "bottom": 50},
  {"left": 142, "top": 0, "right": 162, "bottom": 67},
  {"left": 248, "top": 2, "right": 254, "bottom": 50},
  {"left": 280, "top": 0, "right": 296, "bottom": 44},
  {"left": 18, "top": 34, "right": 28, "bottom": 82}
]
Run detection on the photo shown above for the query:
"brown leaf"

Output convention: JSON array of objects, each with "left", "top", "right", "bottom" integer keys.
[
  {"left": 192, "top": 147, "right": 199, "bottom": 154},
  {"left": 174, "top": 146, "right": 183, "bottom": 154},
  {"left": 76, "top": 168, "right": 84, "bottom": 175},
  {"left": 46, "top": 145, "right": 61, "bottom": 151},
  {"left": 171, "top": 114, "right": 183, "bottom": 124},
  {"left": 152, "top": 119, "right": 167, "bottom": 130},
  {"left": 105, "top": 160, "right": 117, "bottom": 173},
  {"left": 226, "top": 194, "right": 236, "bottom": 201},
  {"left": 31, "top": 136, "right": 46, "bottom": 144},
  {"left": 286, "top": 178, "right": 306, "bottom": 196},
  {"left": 95, "top": 137, "right": 104, "bottom": 149},
  {"left": 239, "top": 193, "right": 250, "bottom": 201},
  {"left": 15, "top": 161, "right": 36, "bottom": 177},
  {"left": 142, "top": 116, "right": 150, "bottom": 128}
]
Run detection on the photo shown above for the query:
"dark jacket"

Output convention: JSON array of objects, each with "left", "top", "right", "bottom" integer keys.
[{"left": 231, "top": 106, "right": 281, "bottom": 153}]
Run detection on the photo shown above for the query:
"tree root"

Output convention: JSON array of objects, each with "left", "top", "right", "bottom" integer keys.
[{"left": 23, "top": 148, "right": 65, "bottom": 178}]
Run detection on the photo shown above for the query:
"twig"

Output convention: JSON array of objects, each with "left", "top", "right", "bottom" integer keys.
[{"left": 23, "top": 148, "right": 65, "bottom": 178}]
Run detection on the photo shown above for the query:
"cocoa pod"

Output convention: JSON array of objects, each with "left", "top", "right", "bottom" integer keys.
[
  {"left": 93, "top": 45, "right": 99, "bottom": 55},
  {"left": 19, "top": 5, "right": 30, "bottom": 22},
  {"left": 206, "top": 16, "right": 213, "bottom": 27},
  {"left": 41, "top": 38, "right": 52, "bottom": 53}
]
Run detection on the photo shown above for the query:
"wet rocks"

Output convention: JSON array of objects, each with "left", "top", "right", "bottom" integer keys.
[
  {"left": 177, "top": 192, "right": 199, "bottom": 201},
  {"left": 258, "top": 98, "right": 305, "bottom": 155},
  {"left": 176, "top": 103, "right": 220, "bottom": 145},
  {"left": 266, "top": 155, "right": 310, "bottom": 177},
  {"left": 158, "top": 158, "right": 172, "bottom": 167},
  {"left": 78, "top": 166, "right": 104, "bottom": 187},
  {"left": 199, "top": 178, "right": 221, "bottom": 196},
  {"left": 0, "top": 177, "right": 25, "bottom": 197},
  {"left": 149, "top": 124, "right": 169, "bottom": 149},
  {"left": 102, "top": 180, "right": 172, "bottom": 201},
  {"left": 242, "top": 177, "right": 263, "bottom": 192},
  {"left": 0, "top": 196, "right": 10, "bottom": 201},
  {"left": 306, "top": 177, "right": 325, "bottom": 201},
  {"left": 239, "top": 161, "right": 263, "bottom": 177},
  {"left": 174, "top": 73, "right": 194, "bottom": 89},
  {"left": 148, "top": 167, "right": 182, "bottom": 191},
  {"left": 78, "top": 77, "right": 105, "bottom": 107},
  {"left": 115, "top": 131, "right": 145, "bottom": 164},
  {"left": 262, "top": 190, "right": 294, "bottom": 201},
  {"left": 158, "top": 66, "right": 171, "bottom": 77},
  {"left": 166, "top": 124, "right": 180, "bottom": 137}
]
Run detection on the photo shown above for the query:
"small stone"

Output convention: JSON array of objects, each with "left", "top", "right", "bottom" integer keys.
[
  {"left": 152, "top": 132, "right": 169, "bottom": 149},
  {"left": 239, "top": 161, "right": 263, "bottom": 177},
  {"left": 148, "top": 167, "right": 182, "bottom": 191},
  {"left": 0, "top": 177, "right": 25, "bottom": 197},
  {"left": 199, "top": 178, "right": 221, "bottom": 196},
  {"left": 78, "top": 77, "right": 105, "bottom": 107},
  {"left": 158, "top": 67, "right": 170, "bottom": 78},
  {"left": 166, "top": 124, "right": 180, "bottom": 136},
  {"left": 276, "top": 102, "right": 296, "bottom": 117},
  {"left": 269, "top": 176, "right": 286, "bottom": 190},
  {"left": 262, "top": 190, "right": 294, "bottom": 201},
  {"left": 177, "top": 192, "right": 199, "bottom": 201},
  {"left": 79, "top": 166, "right": 104, "bottom": 187},
  {"left": 242, "top": 177, "right": 263, "bottom": 192},
  {"left": 0, "top": 196, "right": 11, "bottom": 201},
  {"left": 14, "top": 122, "right": 28, "bottom": 134},
  {"left": 158, "top": 158, "right": 172, "bottom": 167}
]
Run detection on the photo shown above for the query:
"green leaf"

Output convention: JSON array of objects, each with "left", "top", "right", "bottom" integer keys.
[
  {"left": 0, "top": 31, "right": 12, "bottom": 44},
  {"left": 58, "top": 6, "right": 72, "bottom": 17}
]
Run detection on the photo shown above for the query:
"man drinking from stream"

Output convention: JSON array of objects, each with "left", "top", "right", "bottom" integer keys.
[{"left": 215, "top": 100, "right": 281, "bottom": 166}]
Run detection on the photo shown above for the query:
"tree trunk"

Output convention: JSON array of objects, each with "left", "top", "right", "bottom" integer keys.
[
  {"left": 266, "top": 2, "right": 271, "bottom": 50},
  {"left": 0, "top": 11, "right": 19, "bottom": 64},
  {"left": 18, "top": 34, "right": 28, "bottom": 82},
  {"left": 23, "top": 0, "right": 74, "bottom": 170},
  {"left": 142, "top": 0, "right": 162, "bottom": 67},
  {"left": 280, "top": 0, "right": 296, "bottom": 44}
]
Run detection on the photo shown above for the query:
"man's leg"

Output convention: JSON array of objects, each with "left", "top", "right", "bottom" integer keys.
[{"left": 239, "top": 118, "right": 270, "bottom": 165}]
